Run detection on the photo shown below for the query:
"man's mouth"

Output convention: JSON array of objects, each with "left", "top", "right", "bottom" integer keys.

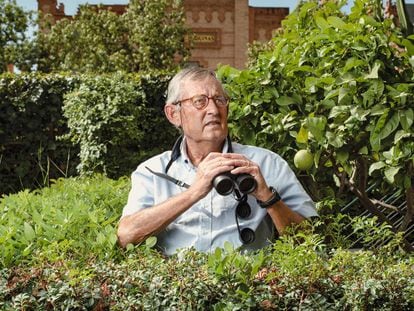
[{"left": 205, "top": 120, "right": 221, "bottom": 127}]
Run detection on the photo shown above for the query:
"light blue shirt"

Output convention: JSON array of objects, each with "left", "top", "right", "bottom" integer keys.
[{"left": 122, "top": 139, "right": 318, "bottom": 255}]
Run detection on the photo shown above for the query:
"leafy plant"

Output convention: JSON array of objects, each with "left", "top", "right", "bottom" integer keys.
[
  {"left": 0, "top": 73, "right": 80, "bottom": 195},
  {"left": 0, "top": 175, "right": 129, "bottom": 268},
  {"left": 218, "top": 0, "right": 414, "bottom": 244},
  {"left": 1, "top": 175, "right": 412, "bottom": 309},
  {"left": 0, "top": 0, "right": 36, "bottom": 72},
  {"left": 62, "top": 72, "right": 177, "bottom": 177},
  {"left": 37, "top": 0, "right": 191, "bottom": 73}
]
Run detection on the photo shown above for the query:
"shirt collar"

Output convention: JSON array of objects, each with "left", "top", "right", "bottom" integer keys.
[{"left": 180, "top": 136, "right": 231, "bottom": 165}]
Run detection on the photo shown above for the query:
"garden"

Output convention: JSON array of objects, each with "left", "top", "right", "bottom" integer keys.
[{"left": 1, "top": 0, "right": 413, "bottom": 309}]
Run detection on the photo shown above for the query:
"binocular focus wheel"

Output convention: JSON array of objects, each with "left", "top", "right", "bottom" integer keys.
[{"left": 240, "top": 228, "right": 255, "bottom": 244}]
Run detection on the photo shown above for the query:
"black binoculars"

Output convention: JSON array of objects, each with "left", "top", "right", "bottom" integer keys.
[{"left": 213, "top": 172, "right": 257, "bottom": 196}]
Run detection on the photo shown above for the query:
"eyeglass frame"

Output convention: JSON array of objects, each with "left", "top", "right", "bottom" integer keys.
[{"left": 173, "top": 94, "right": 229, "bottom": 110}]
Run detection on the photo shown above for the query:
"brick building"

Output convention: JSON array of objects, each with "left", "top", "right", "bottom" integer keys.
[{"left": 37, "top": 0, "right": 289, "bottom": 69}]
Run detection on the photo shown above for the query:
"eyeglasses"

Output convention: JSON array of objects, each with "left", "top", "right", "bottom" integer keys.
[
  {"left": 174, "top": 94, "right": 229, "bottom": 110},
  {"left": 234, "top": 192, "right": 255, "bottom": 244}
]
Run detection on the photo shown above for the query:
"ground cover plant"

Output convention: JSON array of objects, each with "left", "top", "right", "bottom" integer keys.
[{"left": 0, "top": 176, "right": 413, "bottom": 309}]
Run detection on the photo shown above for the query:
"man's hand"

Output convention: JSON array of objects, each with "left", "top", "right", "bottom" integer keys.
[{"left": 192, "top": 152, "right": 273, "bottom": 202}]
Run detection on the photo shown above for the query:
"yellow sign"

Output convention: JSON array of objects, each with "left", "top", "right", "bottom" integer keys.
[{"left": 194, "top": 33, "right": 216, "bottom": 43}]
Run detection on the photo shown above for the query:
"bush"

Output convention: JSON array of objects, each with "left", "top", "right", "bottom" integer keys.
[
  {"left": 0, "top": 176, "right": 412, "bottom": 309},
  {"left": 218, "top": 0, "right": 414, "bottom": 236},
  {"left": 62, "top": 72, "right": 177, "bottom": 177},
  {"left": 0, "top": 73, "right": 80, "bottom": 195},
  {"left": 0, "top": 175, "right": 129, "bottom": 268},
  {"left": 0, "top": 71, "right": 179, "bottom": 195}
]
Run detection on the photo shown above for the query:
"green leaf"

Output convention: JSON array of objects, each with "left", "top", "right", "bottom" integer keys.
[
  {"left": 399, "top": 108, "right": 413, "bottom": 131},
  {"left": 378, "top": 112, "right": 400, "bottom": 140},
  {"left": 338, "top": 87, "right": 351, "bottom": 105},
  {"left": 369, "top": 161, "right": 386, "bottom": 175},
  {"left": 296, "top": 125, "right": 308, "bottom": 144},
  {"left": 336, "top": 151, "right": 349, "bottom": 164},
  {"left": 370, "top": 109, "right": 389, "bottom": 152},
  {"left": 307, "top": 116, "right": 326, "bottom": 141},
  {"left": 384, "top": 166, "right": 401, "bottom": 184},
  {"left": 314, "top": 16, "right": 330, "bottom": 30},
  {"left": 365, "top": 62, "right": 381, "bottom": 79},
  {"left": 224, "top": 241, "right": 234, "bottom": 254},
  {"left": 145, "top": 236, "right": 157, "bottom": 248},
  {"left": 327, "top": 16, "right": 347, "bottom": 29},
  {"left": 23, "top": 222, "right": 35, "bottom": 241},
  {"left": 276, "top": 96, "right": 296, "bottom": 106},
  {"left": 326, "top": 132, "right": 344, "bottom": 148}
]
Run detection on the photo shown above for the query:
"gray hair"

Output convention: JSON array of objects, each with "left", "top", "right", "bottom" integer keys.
[{"left": 166, "top": 67, "right": 225, "bottom": 105}]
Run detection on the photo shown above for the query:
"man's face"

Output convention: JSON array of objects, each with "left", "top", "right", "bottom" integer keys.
[{"left": 177, "top": 76, "right": 229, "bottom": 145}]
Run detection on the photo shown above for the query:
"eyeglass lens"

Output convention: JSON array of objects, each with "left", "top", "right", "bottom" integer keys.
[{"left": 191, "top": 95, "right": 227, "bottom": 109}]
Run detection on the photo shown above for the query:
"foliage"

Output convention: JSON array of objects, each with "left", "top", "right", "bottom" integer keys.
[
  {"left": 62, "top": 72, "right": 177, "bottom": 177},
  {"left": 0, "top": 0, "right": 36, "bottom": 72},
  {"left": 0, "top": 73, "right": 80, "bottom": 195},
  {"left": 0, "top": 71, "right": 178, "bottom": 194},
  {"left": 218, "top": 0, "right": 414, "bottom": 234},
  {"left": 38, "top": 0, "right": 191, "bottom": 73},
  {"left": 0, "top": 176, "right": 412, "bottom": 309},
  {"left": 0, "top": 175, "right": 129, "bottom": 268}
]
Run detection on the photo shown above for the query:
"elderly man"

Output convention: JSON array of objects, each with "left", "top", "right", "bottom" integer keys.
[{"left": 117, "top": 67, "right": 317, "bottom": 255}]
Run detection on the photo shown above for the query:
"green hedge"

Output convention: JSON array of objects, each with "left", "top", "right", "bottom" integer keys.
[
  {"left": 0, "top": 176, "right": 413, "bottom": 309},
  {"left": 0, "top": 72, "right": 178, "bottom": 195},
  {"left": 62, "top": 72, "right": 177, "bottom": 177},
  {"left": 0, "top": 73, "right": 80, "bottom": 195}
]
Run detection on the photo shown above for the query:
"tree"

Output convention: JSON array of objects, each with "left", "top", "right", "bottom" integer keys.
[
  {"left": 219, "top": 0, "right": 414, "bottom": 248},
  {"left": 123, "top": 0, "right": 191, "bottom": 72},
  {"left": 38, "top": 0, "right": 191, "bottom": 73},
  {"left": 0, "top": 0, "right": 34, "bottom": 72}
]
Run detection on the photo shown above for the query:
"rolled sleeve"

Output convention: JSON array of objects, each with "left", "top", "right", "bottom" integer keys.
[{"left": 121, "top": 165, "right": 155, "bottom": 218}]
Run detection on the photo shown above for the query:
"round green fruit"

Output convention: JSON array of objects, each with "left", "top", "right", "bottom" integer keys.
[{"left": 294, "top": 149, "right": 314, "bottom": 171}]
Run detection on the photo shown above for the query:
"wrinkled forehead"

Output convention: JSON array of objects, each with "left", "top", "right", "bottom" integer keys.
[{"left": 179, "top": 75, "right": 225, "bottom": 97}]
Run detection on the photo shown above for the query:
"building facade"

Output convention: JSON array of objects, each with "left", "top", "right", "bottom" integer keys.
[{"left": 37, "top": 0, "right": 289, "bottom": 69}]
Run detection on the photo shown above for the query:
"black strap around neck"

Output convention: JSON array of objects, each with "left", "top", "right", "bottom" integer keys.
[
  {"left": 165, "top": 135, "right": 233, "bottom": 173},
  {"left": 165, "top": 135, "right": 183, "bottom": 173},
  {"left": 146, "top": 166, "right": 190, "bottom": 189},
  {"left": 147, "top": 135, "right": 233, "bottom": 190}
]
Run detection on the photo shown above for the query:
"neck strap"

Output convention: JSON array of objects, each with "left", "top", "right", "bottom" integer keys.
[
  {"left": 147, "top": 135, "right": 233, "bottom": 189},
  {"left": 165, "top": 135, "right": 233, "bottom": 173}
]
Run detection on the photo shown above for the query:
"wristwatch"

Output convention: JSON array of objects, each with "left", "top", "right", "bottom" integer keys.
[{"left": 257, "top": 186, "right": 281, "bottom": 208}]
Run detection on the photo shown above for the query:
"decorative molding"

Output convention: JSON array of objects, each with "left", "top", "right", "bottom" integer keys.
[{"left": 184, "top": 0, "right": 233, "bottom": 23}]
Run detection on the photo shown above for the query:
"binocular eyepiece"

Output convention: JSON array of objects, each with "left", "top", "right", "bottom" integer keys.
[{"left": 213, "top": 172, "right": 257, "bottom": 196}]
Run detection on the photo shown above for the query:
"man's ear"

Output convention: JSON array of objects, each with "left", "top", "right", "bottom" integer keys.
[{"left": 164, "top": 104, "right": 181, "bottom": 128}]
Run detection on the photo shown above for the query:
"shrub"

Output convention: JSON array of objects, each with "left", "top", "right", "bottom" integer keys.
[
  {"left": 218, "top": 0, "right": 414, "bottom": 238},
  {"left": 0, "top": 176, "right": 412, "bottom": 309},
  {"left": 62, "top": 72, "right": 177, "bottom": 177},
  {"left": 0, "top": 175, "right": 129, "bottom": 268},
  {"left": 0, "top": 71, "right": 179, "bottom": 195},
  {"left": 0, "top": 73, "right": 80, "bottom": 195}
]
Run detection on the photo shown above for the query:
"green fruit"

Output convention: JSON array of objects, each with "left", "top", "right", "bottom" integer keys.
[{"left": 294, "top": 149, "right": 314, "bottom": 171}]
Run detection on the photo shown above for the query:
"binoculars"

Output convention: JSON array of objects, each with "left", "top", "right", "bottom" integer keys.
[{"left": 213, "top": 172, "right": 257, "bottom": 196}]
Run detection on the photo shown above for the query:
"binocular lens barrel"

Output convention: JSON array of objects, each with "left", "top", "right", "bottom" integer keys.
[
  {"left": 213, "top": 173, "right": 257, "bottom": 196},
  {"left": 240, "top": 228, "right": 255, "bottom": 244},
  {"left": 236, "top": 174, "right": 257, "bottom": 194},
  {"left": 213, "top": 174, "right": 234, "bottom": 195}
]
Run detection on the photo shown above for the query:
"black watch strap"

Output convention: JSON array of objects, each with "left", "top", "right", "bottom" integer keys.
[{"left": 257, "top": 186, "right": 281, "bottom": 208}]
